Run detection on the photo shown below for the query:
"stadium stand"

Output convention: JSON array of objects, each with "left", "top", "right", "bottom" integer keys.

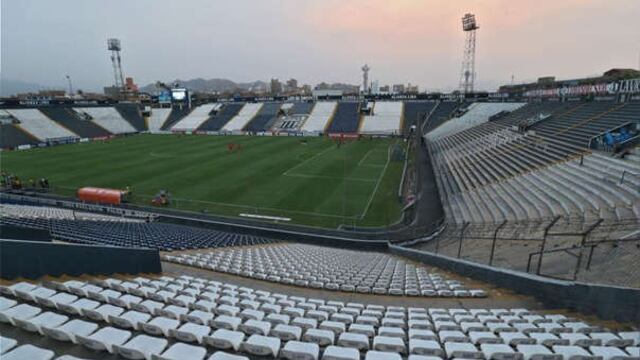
[
  {"left": 1, "top": 274, "right": 637, "bottom": 360},
  {"left": 360, "top": 102, "right": 404, "bottom": 135},
  {"left": 5, "top": 109, "right": 78, "bottom": 141},
  {"left": 0, "top": 215, "right": 274, "bottom": 251},
  {"left": 425, "top": 101, "right": 462, "bottom": 133},
  {"left": 0, "top": 204, "right": 146, "bottom": 222},
  {"left": 163, "top": 243, "right": 487, "bottom": 297},
  {"left": 300, "top": 102, "right": 337, "bottom": 133},
  {"left": 402, "top": 101, "right": 438, "bottom": 134},
  {"left": 222, "top": 103, "right": 263, "bottom": 132},
  {"left": 530, "top": 100, "right": 640, "bottom": 148},
  {"left": 243, "top": 103, "right": 282, "bottom": 132},
  {"left": 289, "top": 102, "right": 314, "bottom": 115},
  {"left": 73, "top": 107, "right": 137, "bottom": 134},
  {"left": 39, "top": 107, "right": 110, "bottom": 138},
  {"left": 171, "top": 104, "right": 220, "bottom": 131},
  {"left": 160, "top": 106, "right": 193, "bottom": 131},
  {"left": 115, "top": 103, "right": 147, "bottom": 132},
  {"left": 426, "top": 100, "right": 640, "bottom": 224},
  {"left": 427, "top": 102, "right": 525, "bottom": 140},
  {"left": 197, "top": 103, "right": 244, "bottom": 131},
  {"left": 0, "top": 123, "right": 39, "bottom": 149},
  {"left": 147, "top": 107, "right": 172, "bottom": 133},
  {"left": 327, "top": 101, "right": 361, "bottom": 133}
]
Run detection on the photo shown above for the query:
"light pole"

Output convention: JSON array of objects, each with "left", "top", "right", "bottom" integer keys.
[{"left": 66, "top": 75, "right": 73, "bottom": 96}]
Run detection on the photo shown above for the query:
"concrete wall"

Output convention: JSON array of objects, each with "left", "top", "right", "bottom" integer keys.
[
  {"left": 390, "top": 245, "right": 640, "bottom": 323},
  {"left": 0, "top": 239, "right": 162, "bottom": 280}
]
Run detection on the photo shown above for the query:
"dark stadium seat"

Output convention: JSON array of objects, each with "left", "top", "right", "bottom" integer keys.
[
  {"left": 115, "top": 104, "right": 147, "bottom": 131},
  {"left": 197, "top": 103, "right": 244, "bottom": 131},
  {"left": 39, "top": 107, "right": 111, "bottom": 138},
  {"left": 326, "top": 101, "right": 361, "bottom": 133},
  {"left": 0, "top": 124, "right": 39, "bottom": 149},
  {"left": 243, "top": 103, "right": 281, "bottom": 132}
]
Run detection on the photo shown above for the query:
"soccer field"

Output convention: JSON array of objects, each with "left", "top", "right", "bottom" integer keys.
[{"left": 1, "top": 134, "right": 406, "bottom": 228}]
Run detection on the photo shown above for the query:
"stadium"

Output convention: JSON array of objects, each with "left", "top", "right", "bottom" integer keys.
[{"left": 1, "top": 1, "right": 640, "bottom": 360}]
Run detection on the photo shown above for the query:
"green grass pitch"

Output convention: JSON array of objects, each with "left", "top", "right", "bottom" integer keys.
[{"left": 1, "top": 134, "right": 406, "bottom": 228}]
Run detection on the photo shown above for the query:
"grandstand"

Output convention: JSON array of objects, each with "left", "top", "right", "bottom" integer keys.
[
  {"left": 172, "top": 104, "right": 220, "bottom": 131},
  {"left": 115, "top": 104, "right": 147, "bottom": 132},
  {"left": 147, "top": 107, "right": 172, "bottom": 133},
  {"left": 73, "top": 107, "right": 137, "bottom": 134},
  {"left": 360, "top": 102, "right": 404, "bottom": 135},
  {"left": 244, "top": 103, "right": 282, "bottom": 132},
  {"left": 39, "top": 107, "right": 111, "bottom": 139},
  {"left": 5, "top": 109, "right": 78, "bottom": 141},
  {"left": 327, "top": 101, "right": 361, "bottom": 133},
  {"left": 198, "top": 103, "right": 244, "bottom": 131},
  {"left": 222, "top": 103, "right": 263, "bottom": 132},
  {"left": 300, "top": 102, "right": 336, "bottom": 133}
]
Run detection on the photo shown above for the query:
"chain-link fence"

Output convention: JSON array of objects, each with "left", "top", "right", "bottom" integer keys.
[{"left": 411, "top": 218, "right": 640, "bottom": 288}]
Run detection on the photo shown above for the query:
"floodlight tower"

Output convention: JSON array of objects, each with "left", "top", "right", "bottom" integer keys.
[
  {"left": 361, "top": 64, "right": 370, "bottom": 94},
  {"left": 459, "top": 13, "right": 479, "bottom": 94},
  {"left": 108, "top": 38, "right": 126, "bottom": 94}
]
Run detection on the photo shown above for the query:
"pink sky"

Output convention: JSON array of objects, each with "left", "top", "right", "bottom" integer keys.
[{"left": 3, "top": 0, "right": 639, "bottom": 92}]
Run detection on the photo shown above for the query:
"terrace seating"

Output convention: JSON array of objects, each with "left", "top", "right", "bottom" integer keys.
[
  {"left": 115, "top": 103, "right": 147, "bottom": 131},
  {"left": 424, "top": 101, "right": 461, "bottom": 134},
  {"left": 0, "top": 123, "right": 38, "bottom": 149},
  {"left": 222, "top": 103, "right": 264, "bottom": 132},
  {"left": 244, "top": 103, "right": 282, "bottom": 132},
  {"left": 0, "top": 204, "right": 144, "bottom": 222},
  {"left": 327, "top": 101, "right": 361, "bottom": 133},
  {"left": 161, "top": 106, "right": 193, "bottom": 130},
  {"left": 1, "top": 274, "right": 637, "bottom": 360},
  {"left": 402, "top": 101, "right": 438, "bottom": 133},
  {"left": 427, "top": 102, "right": 525, "bottom": 140},
  {"left": 5, "top": 109, "right": 79, "bottom": 141},
  {"left": 426, "top": 100, "right": 640, "bottom": 224},
  {"left": 300, "top": 102, "right": 337, "bottom": 133},
  {"left": 148, "top": 107, "right": 172, "bottom": 132},
  {"left": 73, "top": 107, "right": 137, "bottom": 134},
  {"left": 162, "top": 243, "right": 486, "bottom": 297},
  {"left": 0, "top": 213, "right": 275, "bottom": 251},
  {"left": 289, "top": 102, "right": 314, "bottom": 115},
  {"left": 39, "top": 107, "right": 111, "bottom": 138},
  {"left": 360, "top": 102, "right": 404, "bottom": 135},
  {"left": 172, "top": 104, "right": 220, "bottom": 131},
  {"left": 198, "top": 103, "right": 245, "bottom": 131}
]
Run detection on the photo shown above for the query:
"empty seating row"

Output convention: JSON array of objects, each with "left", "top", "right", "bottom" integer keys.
[
  {"left": 427, "top": 103, "right": 525, "bottom": 140},
  {"left": 402, "top": 101, "right": 438, "bottom": 133},
  {"left": 222, "top": 103, "right": 263, "bottom": 131},
  {"left": 327, "top": 101, "right": 361, "bottom": 133},
  {"left": 148, "top": 107, "right": 172, "bottom": 132},
  {"left": 115, "top": 103, "right": 147, "bottom": 131},
  {"left": 0, "top": 215, "right": 275, "bottom": 251},
  {"left": 73, "top": 107, "right": 137, "bottom": 134},
  {"left": 172, "top": 104, "right": 221, "bottom": 131},
  {"left": 1, "top": 275, "right": 638, "bottom": 360},
  {"left": 5, "top": 109, "right": 78, "bottom": 141},
  {"left": 163, "top": 243, "right": 486, "bottom": 297},
  {"left": 0, "top": 204, "right": 144, "bottom": 222},
  {"left": 244, "top": 103, "right": 282, "bottom": 132},
  {"left": 39, "top": 107, "right": 111, "bottom": 138},
  {"left": 300, "top": 102, "right": 337, "bottom": 133},
  {"left": 361, "top": 102, "right": 404, "bottom": 135},
  {"left": 198, "top": 103, "right": 245, "bottom": 131}
]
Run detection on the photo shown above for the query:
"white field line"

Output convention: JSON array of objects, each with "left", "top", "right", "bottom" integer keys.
[
  {"left": 137, "top": 193, "right": 359, "bottom": 220},
  {"left": 358, "top": 149, "right": 374, "bottom": 166},
  {"left": 283, "top": 173, "right": 376, "bottom": 182},
  {"left": 282, "top": 145, "right": 335, "bottom": 176},
  {"left": 359, "top": 142, "right": 394, "bottom": 219}
]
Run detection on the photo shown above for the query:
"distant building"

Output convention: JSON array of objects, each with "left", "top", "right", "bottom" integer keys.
[
  {"left": 312, "top": 89, "right": 343, "bottom": 98},
  {"left": 406, "top": 83, "right": 419, "bottom": 93},
  {"left": 125, "top": 77, "right": 138, "bottom": 93},
  {"left": 371, "top": 80, "right": 380, "bottom": 94},
  {"left": 392, "top": 84, "right": 405, "bottom": 93},
  {"left": 270, "top": 78, "right": 283, "bottom": 94},
  {"left": 286, "top": 78, "right": 298, "bottom": 92},
  {"left": 379, "top": 85, "right": 390, "bottom": 93}
]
